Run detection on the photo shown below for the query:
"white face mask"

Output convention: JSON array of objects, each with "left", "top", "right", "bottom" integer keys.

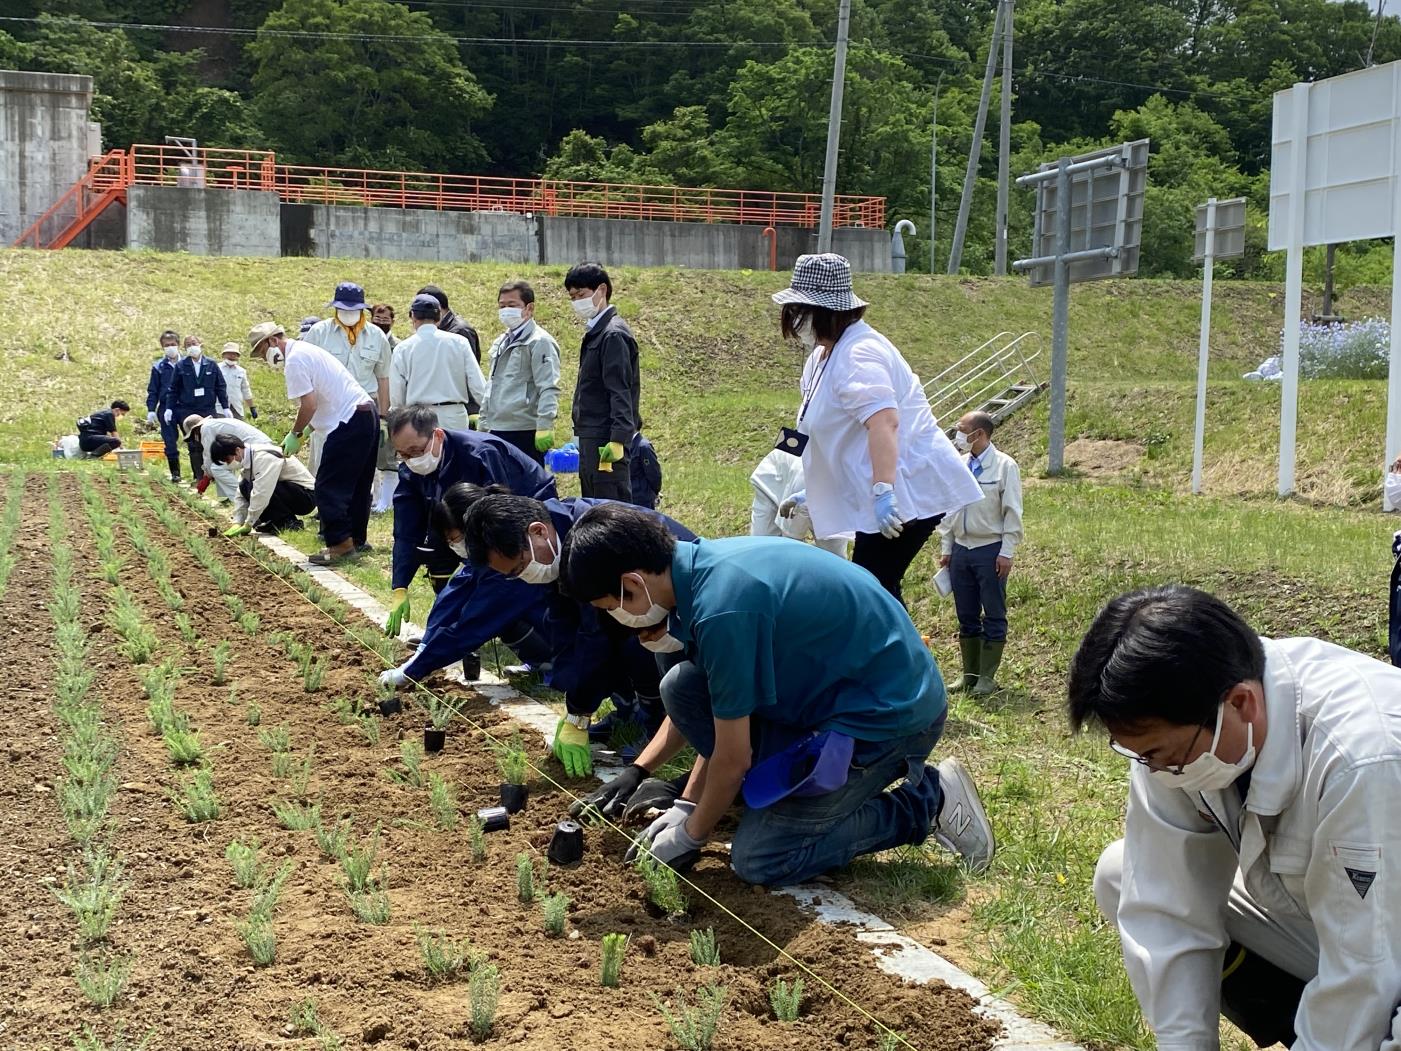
[
  {"left": 404, "top": 433, "right": 441, "bottom": 476},
  {"left": 163, "top": 346, "right": 179, "bottom": 360},
  {"left": 337, "top": 308, "right": 363, "bottom": 327},
  {"left": 1147, "top": 703, "right": 1256, "bottom": 793},
  {"left": 608, "top": 574, "right": 670, "bottom": 628},
  {"left": 223, "top": 357, "right": 239, "bottom": 367},
  {"left": 953, "top": 430, "right": 974, "bottom": 452},
  {"left": 571, "top": 292, "right": 601, "bottom": 321},
  {"left": 449, "top": 539, "right": 468, "bottom": 560},
  {"left": 188, "top": 346, "right": 202, "bottom": 360},
  {"left": 517, "top": 529, "right": 560, "bottom": 585},
  {"left": 499, "top": 307, "right": 525, "bottom": 328},
  {"left": 794, "top": 316, "right": 817, "bottom": 350},
  {"left": 642, "top": 632, "right": 684, "bottom": 654},
  {"left": 1386, "top": 471, "right": 1401, "bottom": 508}
]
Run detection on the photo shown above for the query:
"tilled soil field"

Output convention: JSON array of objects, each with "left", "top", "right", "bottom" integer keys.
[{"left": 2, "top": 469, "right": 1000, "bottom": 1051}]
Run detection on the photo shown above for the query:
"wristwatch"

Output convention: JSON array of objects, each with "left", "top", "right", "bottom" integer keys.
[{"left": 564, "top": 713, "right": 591, "bottom": 730}]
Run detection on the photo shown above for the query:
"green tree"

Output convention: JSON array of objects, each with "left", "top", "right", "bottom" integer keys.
[{"left": 248, "top": 0, "right": 492, "bottom": 171}]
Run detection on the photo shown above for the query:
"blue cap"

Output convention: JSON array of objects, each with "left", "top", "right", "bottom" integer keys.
[
  {"left": 298, "top": 316, "right": 320, "bottom": 335},
  {"left": 409, "top": 293, "right": 441, "bottom": 317},
  {"left": 328, "top": 282, "right": 368, "bottom": 311},
  {"left": 741, "top": 730, "right": 855, "bottom": 810}
]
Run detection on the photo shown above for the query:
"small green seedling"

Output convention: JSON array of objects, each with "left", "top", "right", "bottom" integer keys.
[
  {"left": 75, "top": 952, "right": 133, "bottom": 1007},
  {"left": 162, "top": 727, "right": 204, "bottom": 766},
  {"left": 224, "top": 840, "right": 261, "bottom": 889},
  {"left": 340, "top": 829, "right": 381, "bottom": 892},
  {"left": 249, "top": 861, "right": 292, "bottom": 918},
  {"left": 246, "top": 701, "right": 262, "bottom": 727},
  {"left": 542, "top": 892, "right": 569, "bottom": 937},
  {"left": 289, "top": 747, "right": 314, "bottom": 798},
  {"left": 175, "top": 611, "right": 199, "bottom": 645},
  {"left": 211, "top": 641, "right": 231, "bottom": 685},
  {"left": 600, "top": 932, "right": 628, "bottom": 988},
  {"left": 172, "top": 768, "right": 220, "bottom": 822},
  {"left": 689, "top": 928, "right": 719, "bottom": 967},
  {"left": 357, "top": 715, "right": 381, "bottom": 745},
  {"left": 72, "top": 1023, "right": 153, "bottom": 1051},
  {"left": 270, "top": 751, "right": 294, "bottom": 778},
  {"left": 636, "top": 852, "right": 689, "bottom": 917},
  {"left": 384, "top": 740, "right": 425, "bottom": 787},
  {"left": 289, "top": 998, "right": 323, "bottom": 1036},
  {"left": 271, "top": 799, "right": 320, "bottom": 831},
  {"left": 258, "top": 725, "right": 292, "bottom": 753},
  {"left": 348, "top": 886, "right": 391, "bottom": 925},
  {"left": 877, "top": 1032, "right": 906, "bottom": 1051},
  {"left": 237, "top": 910, "right": 276, "bottom": 966},
  {"left": 515, "top": 853, "right": 535, "bottom": 903},
  {"left": 415, "top": 926, "right": 475, "bottom": 980},
  {"left": 427, "top": 773, "right": 458, "bottom": 830},
  {"left": 769, "top": 977, "right": 804, "bottom": 1022},
  {"left": 238, "top": 610, "right": 260, "bottom": 634},
  {"left": 327, "top": 696, "right": 355, "bottom": 725},
  {"left": 652, "top": 984, "right": 727, "bottom": 1051},
  {"left": 468, "top": 963, "right": 500, "bottom": 1040},
  {"left": 51, "top": 851, "right": 125, "bottom": 944},
  {"left": 467, "top": 815, "right": 487, "bottom": 862},
  {"left": 493, "top": 733, "right": 529, "bottom": 786},
  {"left": 313, "top": 815, "right": 350, "bottom": 860}
]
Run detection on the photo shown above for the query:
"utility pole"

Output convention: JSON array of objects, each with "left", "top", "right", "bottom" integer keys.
[
  {"left": 817, "top": 0, "right": 852, "bottom": 253},
  {"left": 947, "top": 0, "right": 1003, "bottom": 274},
  {"left": 994, "top": 0, "right": 1014, "bottom": 276},
  {"left": 930, "top": 75, "right": 942, "bottom": 275}
]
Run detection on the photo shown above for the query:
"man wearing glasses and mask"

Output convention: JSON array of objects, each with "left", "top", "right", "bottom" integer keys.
[{"left": 1071, "top": 585, "right": 1401, "bottom": 1051}]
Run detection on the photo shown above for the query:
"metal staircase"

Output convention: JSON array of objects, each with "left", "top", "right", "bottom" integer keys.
[
  {"left": 12, "top": 149, "right": 130, "bottom": 249},
  {"left": 924, "top": 331, "right": 1047, "bottom": 433}
]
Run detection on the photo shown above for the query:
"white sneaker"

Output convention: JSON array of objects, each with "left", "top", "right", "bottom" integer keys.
[{"left": 931, "top": 757, "right": 995, "bottom": 873}]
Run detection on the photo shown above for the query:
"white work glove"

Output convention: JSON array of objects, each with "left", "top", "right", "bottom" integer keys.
[
  {"left": 872, "top": 482, "right": 903, "bottom": 539},
  {"left": 217, "top": 406, "right": 231, "bottom": 418},
  {"left": 146, "top": 411, "right": 157, "bottom": 425},
  {"left": 777, "top": 490, "right": 806, "bottom": 518},
  {"left": 648, "top": 821, "right": 706, "bottom": 869},
  {"left": 378, "top": 666, "right": 409, "bottom": 690},
  {"left": 163, "top": 408, "right": 173, "bottom": 424},
  {"left": 623, "top": 799, "right": 695, "bottom": 863}
]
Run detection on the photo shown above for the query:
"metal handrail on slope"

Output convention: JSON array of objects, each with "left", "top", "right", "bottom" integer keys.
[
  {"left": 924, "top": 331, "right": 1045, "bottom": 427},
  {"left": 12, "top": 149, "right": 129, "bottom": 249}
]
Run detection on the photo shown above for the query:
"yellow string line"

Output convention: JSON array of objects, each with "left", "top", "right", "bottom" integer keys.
[{"left": 145, "top": 474, "right": 929, "bottom": 1050}]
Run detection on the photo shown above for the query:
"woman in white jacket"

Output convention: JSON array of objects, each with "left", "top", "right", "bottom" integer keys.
[{"left": 771, "top": 254, "right": 980, "bottom": 606}]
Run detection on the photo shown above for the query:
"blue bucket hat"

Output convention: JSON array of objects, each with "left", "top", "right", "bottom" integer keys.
[
  {"left": 328, "top": 282, "right": 368, "bottom": 311},
  {"left": 741, "top": 730, "right": 855, "bottom": 810}
]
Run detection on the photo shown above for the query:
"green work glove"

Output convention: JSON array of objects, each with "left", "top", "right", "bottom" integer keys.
[
  {"left": 468, "top": 414, "right": 480, "bottom": 430},
  {"left": 553, "top": 717, "right": 593, "bottom": 778},
  {"left": 385, "top": 588, "right": 410, "bottom": 638},
  {"left": 282, "top": 430, "right": 302, "bottom": 456},
  {"left": 535, "top": 429, "right": 555, "bottom": 453},
  {"left": 223, "top": 524, "right": 252, "bottom": 538},
  {"left": 599, "top": 440, "right": 625, "bottom": 464}
]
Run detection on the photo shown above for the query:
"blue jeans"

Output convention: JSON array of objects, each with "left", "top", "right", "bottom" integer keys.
[
  {"left": 951, "top": 542, "right": 1007, "bottom": 641},
  {"left": 659, "top": 660, "right": 946, "bottom": 886}
]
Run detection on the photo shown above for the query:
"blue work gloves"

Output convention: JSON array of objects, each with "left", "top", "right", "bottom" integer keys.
[{"left": 872, "top": 481, "right": 903, "bottom": 539}]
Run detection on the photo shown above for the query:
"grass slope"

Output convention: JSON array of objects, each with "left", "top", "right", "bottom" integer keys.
[{"left": 6, "top": 249, "right": 1399, "bottom": 1049}]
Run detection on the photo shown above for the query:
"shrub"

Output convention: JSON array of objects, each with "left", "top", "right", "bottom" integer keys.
[{"left": 652, "top": 984, "right": 727, "bottom": 1051}]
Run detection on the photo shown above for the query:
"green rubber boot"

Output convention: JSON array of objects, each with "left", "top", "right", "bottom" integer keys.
[
  {"left": 950, "top": 636, "right": 982, "bottom": 693},
  {"left": 971, "top": 639, "right": 1005, "bottom": 696}
]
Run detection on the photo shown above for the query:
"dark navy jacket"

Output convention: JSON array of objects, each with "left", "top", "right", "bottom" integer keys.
[
  {"left": 403, "top": 497, "right": 698, "bottom": 714},
  {"left": 390, "top": 429, "right": 556, "bottom": 590},
  {"left": 146, "top": 357, "right": 178, "bottom": 413},
  {"left": 628, "top": 431, "right": 662, "bottom": 509},
  {"left": 167, "top": 355, "right": 228, "bottom": 420}
]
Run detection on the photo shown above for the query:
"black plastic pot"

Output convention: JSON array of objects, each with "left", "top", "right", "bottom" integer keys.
[
  {"left": 207, "top": 526, "right": 219, "bottom": 538},
  {"left": 547, "top": 820, "right": 584, "bottom": 867},
  {"left": 462, "top": 652, "right": 482, "bottom": 681},
  {"left": 424, "top": 726, "right": 446, "bottom": 753},
  {"left": 499, "top": 782, "right": 528, "bottom": 813},
  {"left": 377, "top": 696, "right": 402, "bottom": 717},
  {"left": 477, "top": 805, "right": 510, "bottom": 832}
]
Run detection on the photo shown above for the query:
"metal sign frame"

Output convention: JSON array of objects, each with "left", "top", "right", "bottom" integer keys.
[
  {"left": 1027, "top": 139, "right": 1149, "bottom": 287},
  {"left": 1193, "top": 197, "right": 1246, "bottom": 263}
]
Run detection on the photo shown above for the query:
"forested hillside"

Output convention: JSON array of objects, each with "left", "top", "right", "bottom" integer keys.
[{"left": 2, "top": 0, "right": 1399, "bottom": 276}]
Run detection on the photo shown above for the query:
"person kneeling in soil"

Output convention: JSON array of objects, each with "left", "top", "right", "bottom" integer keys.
[
  {"left": 209, "top": 435, "right": 315, "bottom": 536},
  {"left": 559, "top": 502, "right": 995, "bottom": 884},
  {"left": 182, "top": 413, "right": 273, "bottom": 502},
  {"left": 457, "top": 487, "right": 699, "bottom": 779},
  {"left": 1071, "top": 586, "right": 1401, "bottom": 1051},
  {"left": 76, "top": 400, "right": 129, "bottom": 458}
]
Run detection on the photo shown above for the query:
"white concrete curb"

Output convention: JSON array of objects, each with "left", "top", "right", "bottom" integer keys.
[{"left": 252, "top": 532, "right": 1085, "bottom": 1051}]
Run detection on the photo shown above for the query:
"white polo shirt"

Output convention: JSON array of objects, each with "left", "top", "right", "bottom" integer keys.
[
  {"left": 282, "top": 339, "right": 368, "bottom": 434},
  {"left": 799, "top": 320, "right": 981, "bottom": 538}
]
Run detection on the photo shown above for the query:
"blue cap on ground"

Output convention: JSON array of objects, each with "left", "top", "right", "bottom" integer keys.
[
  {"left": 741, "top": 730, "right": 855, "bottom": 810},
  {"left": 328, "top": 282, "right": 368, "bottom": 311},
  {"left": 299, "top": 316, "right": 320, "bottom": 335}
]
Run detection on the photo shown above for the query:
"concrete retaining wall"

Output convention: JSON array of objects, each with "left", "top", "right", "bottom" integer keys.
[
  {"left": 126, "top": 186, "right": 281, "bottom": 256},
  {"left": 120, "top": 185, "right": 891, "bottom": 271},
  {"left": 0, "top": 70, "right": 98, "bottom": 245}
]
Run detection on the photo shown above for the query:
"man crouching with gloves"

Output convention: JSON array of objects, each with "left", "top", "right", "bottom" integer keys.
[
  {"left": 1072, "top": 585, "right": 1401, "bottom": 1050},
  {"left": 558, "top": 501, "right": 994, "bottom": 883}
]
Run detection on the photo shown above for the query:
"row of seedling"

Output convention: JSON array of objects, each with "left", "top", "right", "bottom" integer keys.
[
  {"left": 48, "top": 478, "right": 135, "bottom": 1010},
  {"left": 224, "top": 839, "right": 293, "bottom": 966},
  {"left": 269, "top": 791, "right": 393, "bottom": 927},
  {"left": 0, "top": 472, "right": 27, "bottom": 598},
  {"left": 107, "top": 474, "right": 184, "bottom": 613},
  {"left": 140, "top": 660, "right": 222, "bottom": 822}
]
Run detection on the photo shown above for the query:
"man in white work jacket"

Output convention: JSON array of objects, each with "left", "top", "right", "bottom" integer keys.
[
  {"left": 1069, "top": 584, "right": 1401, "bottom": 1051},
  {"left": 302, "top": 281, "right": 392, "bottom": 475}
]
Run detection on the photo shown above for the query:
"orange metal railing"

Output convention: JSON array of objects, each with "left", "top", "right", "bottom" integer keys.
[
  {"left": 124, "top": 144, "right": 885, "bottom": 228},
  {"left": 13, "top": 149, "right": 130, "bottom": 249}
]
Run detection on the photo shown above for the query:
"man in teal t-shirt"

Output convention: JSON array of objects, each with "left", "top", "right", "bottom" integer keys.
[{"left": 560, "top": 502, "right": 995, "bottom": 886}]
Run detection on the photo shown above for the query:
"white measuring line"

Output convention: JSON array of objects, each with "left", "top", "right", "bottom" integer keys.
[{"left": 255, "top": 533, "right": 1085, "bottom": 1051}]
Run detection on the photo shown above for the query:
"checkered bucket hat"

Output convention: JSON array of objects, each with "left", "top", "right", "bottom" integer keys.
[{"left": 771, "top": 253, "right": 868, "bottom": 311}]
